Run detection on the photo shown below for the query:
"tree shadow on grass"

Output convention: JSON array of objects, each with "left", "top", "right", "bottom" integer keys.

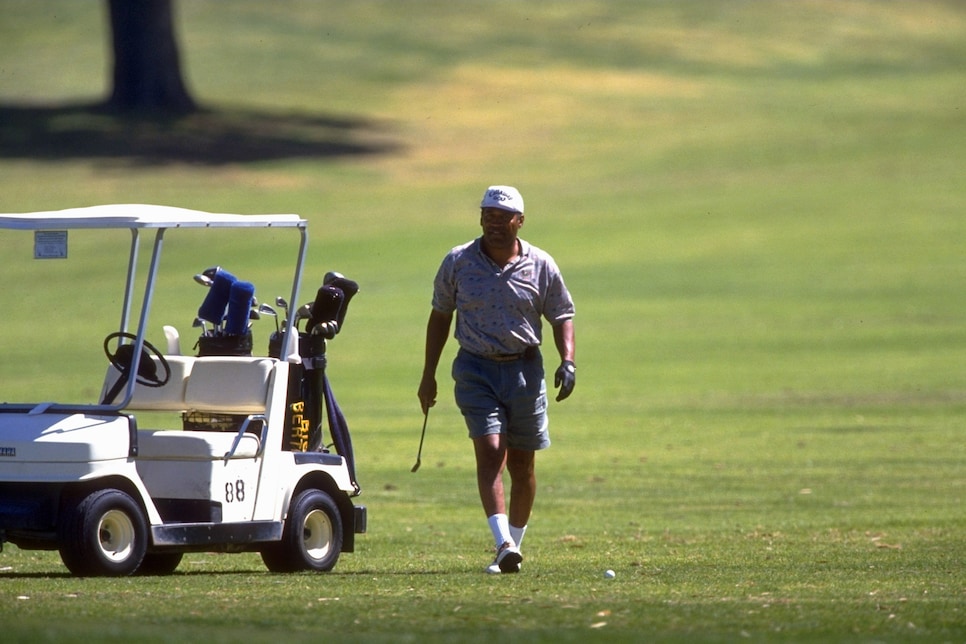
[{"left": 0, "top": 102, "right": 401, "bottom": 166}]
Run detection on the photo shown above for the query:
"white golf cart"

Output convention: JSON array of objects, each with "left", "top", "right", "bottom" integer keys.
[{"left": 0, "top": 205, "right": 366, "bottom": 576}]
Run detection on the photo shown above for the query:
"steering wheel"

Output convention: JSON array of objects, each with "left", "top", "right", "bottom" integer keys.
[{"left": 101, "top": 332, "right": 171, "bottom": 404}]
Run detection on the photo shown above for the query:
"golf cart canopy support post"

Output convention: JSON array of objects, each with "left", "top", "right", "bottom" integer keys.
[{"left": 0, "top": 204, "right": 308, "bottom": 413}]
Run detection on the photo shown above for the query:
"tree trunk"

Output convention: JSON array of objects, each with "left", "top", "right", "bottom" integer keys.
[{"left": 106, "top": 0, "right": 197, "bottom": 113}]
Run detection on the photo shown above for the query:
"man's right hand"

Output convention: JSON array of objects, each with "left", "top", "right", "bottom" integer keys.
[
  {"left": 420, "top": 309, "right": 452, "bottom": 413},
  {"left": 418, "top": 375, "right": 438, "bottom": 414}
]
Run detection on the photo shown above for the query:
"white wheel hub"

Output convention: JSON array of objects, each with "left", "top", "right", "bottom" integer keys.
[
  {"left": 302, "top": 509, "right": 333, "bottom": 561},
  {"left": 97, "top": 509, "right": 136, "bottom": 562}
]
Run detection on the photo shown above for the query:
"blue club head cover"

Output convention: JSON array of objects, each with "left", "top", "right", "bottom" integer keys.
[
  {"left": 225, "top": 280, "right": 255, "bottom": 335},
  {"left": 198, "top": 269, "right": 236, "bottom": 323}
]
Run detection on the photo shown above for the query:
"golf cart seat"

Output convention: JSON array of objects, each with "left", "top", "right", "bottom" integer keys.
[
  {"left": 100, "top": 355, "right": 194, "bottom": 411},
  {"left": 102, "top": 356, "right": 274, "bottom": 414},
  {"left": 126, "top": 356, "right": 277, "bottom": 462},
  {"left": 137, "top": 427, "right": 262, "bottom": 461},
  {"left": 183, "top": 357, "right": 273, "bottom": 414}
]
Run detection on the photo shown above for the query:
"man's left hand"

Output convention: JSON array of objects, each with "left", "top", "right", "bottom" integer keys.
[{"left": 554, "top": 361, "right": 576, "bottom": 401}]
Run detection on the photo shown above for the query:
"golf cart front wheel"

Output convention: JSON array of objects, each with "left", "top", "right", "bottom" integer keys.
[
  {"left": 58, "top": 488, "right": 148, "bottom": 577},
  {"left": 261, "top": 489, "right": 343, "bottom": 573}
]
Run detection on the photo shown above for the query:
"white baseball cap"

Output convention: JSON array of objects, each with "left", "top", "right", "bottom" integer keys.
[{"left": 480, "top": 185, "right": 524, "bottom": 214}]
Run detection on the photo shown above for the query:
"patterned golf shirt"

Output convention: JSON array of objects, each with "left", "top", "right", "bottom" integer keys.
[{"left": 431, "top": 237, "right": 575, "bottom": 357}]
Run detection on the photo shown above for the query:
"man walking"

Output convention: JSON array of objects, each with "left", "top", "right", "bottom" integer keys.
[{"left": 418, "top": 185, "right": 576, "bottom": 574}]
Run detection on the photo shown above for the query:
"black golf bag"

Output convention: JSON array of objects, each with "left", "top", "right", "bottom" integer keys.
[{"left": 271, "top": 273, "right": 360, "bottom": 494}]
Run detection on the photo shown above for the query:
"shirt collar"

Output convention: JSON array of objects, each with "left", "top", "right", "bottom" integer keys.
[{"left": 473, "top": 236, "right": 529, "bottom": 256}]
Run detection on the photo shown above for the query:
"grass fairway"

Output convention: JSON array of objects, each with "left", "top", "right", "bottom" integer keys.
[{"left": 1, "top": 1, "right": 965, "bottom": 641}]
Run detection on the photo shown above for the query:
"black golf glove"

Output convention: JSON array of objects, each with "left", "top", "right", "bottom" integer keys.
[{"left": 554, "top": 360, "right": 576, "bottom": 401}]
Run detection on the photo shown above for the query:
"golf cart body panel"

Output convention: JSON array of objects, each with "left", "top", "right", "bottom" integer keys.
[
  {"left": 0, "top": 412, "right": 134, "bottom": 464},
  {"left": 0, "top": 205, "right": 365, "bottom": 575}
]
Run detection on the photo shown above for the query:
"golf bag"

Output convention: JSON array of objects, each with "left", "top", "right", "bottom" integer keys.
[{"left": 275, "top": 272, "right": 360, "bottom": 493}]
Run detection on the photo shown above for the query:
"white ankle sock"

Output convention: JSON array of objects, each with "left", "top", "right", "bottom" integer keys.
[
  {"left": 487, "top": 514, "right": 512, "bottom": 550},
  {"left": 509, "top": 524, "right": 527, "bottom": 549}
]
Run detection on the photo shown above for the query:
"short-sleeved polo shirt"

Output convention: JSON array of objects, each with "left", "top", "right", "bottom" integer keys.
[{"left": 432, "top": 237, "right": 575, "bottom": 356}]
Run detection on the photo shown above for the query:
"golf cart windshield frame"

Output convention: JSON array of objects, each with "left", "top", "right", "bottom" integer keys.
[{"left": 0, "top": 204, "right": 308, "bottom": 414}]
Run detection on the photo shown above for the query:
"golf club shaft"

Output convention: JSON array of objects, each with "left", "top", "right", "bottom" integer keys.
[{"left": 411, "top": 408, "right": 429, "bottom": 472}]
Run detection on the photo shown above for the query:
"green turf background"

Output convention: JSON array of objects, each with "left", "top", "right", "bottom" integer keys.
[{"left": 1, "top": 2, "right": 964, "bottom": 641}]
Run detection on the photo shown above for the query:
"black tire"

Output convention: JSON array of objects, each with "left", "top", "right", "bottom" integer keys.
[
  {"left": 260, "top": 489, "right": 343, "bottom": 573},
  {"left": 137, "top": 551, "right": 184, "bottom": 576},
  {"left": 58, "top": 489, "right": 148, "bottom": 577}
]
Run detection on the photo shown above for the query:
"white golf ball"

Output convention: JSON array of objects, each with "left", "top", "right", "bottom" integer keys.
[{"left": 604, "top": 569, "right": 616, "bottom": 579}]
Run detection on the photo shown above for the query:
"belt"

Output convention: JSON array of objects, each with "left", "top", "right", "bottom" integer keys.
[{"left": 473, "top": 346, "right": 539, "bottom": 362}]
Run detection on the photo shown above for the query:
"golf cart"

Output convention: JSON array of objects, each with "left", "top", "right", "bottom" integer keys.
[{"left": 0, "top": 204, "right": 366, "bottom": 576}]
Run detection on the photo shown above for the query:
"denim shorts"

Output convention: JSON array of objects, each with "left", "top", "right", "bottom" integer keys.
[{"left": 452, "top": 348, "right": 550, "bottom": 451}]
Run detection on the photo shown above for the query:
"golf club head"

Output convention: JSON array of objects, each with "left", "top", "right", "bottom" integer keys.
[
  {"left": 258, "top": 303, "right": 280, "bottom": 333},
  {"left": 192, "top": 317, "right": 209, "bottom": 337},
  {"left": 293, "top": 303, "right": 312, "bottom": 330},
  {"left": 310, "top": 320, "right": 338, "bottom": 338},
  {"left": 195, "top": 265, "right": 230, "bottom": 288},
  {"left": 193, "top": 273, "right": 214, "bottom": 287},
  {"left": 202, "top": 266, "right": 222, "bottom": 280}
]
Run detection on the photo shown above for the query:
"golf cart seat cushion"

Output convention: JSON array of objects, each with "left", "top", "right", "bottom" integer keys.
[
  {"left": 102, "top": 355, "right": 194, "bottom": 411},
  {"left": 184, "top": 357, "right": 273, "bottom": 413},
  {"left": 137, "top": 429, "right": 260, "bottom": 460}
]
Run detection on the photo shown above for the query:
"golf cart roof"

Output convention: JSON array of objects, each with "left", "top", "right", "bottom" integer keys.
[
  {"left": 0, "top": 203, "right": 309, "bottom": 413},
  {"left": 0, "top": 204, "right": 305, "bottom": 230}
]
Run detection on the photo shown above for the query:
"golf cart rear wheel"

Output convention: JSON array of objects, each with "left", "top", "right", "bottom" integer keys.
[
  {"left": 261, "top": 489, "right": 343, "bottom": 572},
  {"left": 58, "top": 489, "right": 148, "bottom": 577}
]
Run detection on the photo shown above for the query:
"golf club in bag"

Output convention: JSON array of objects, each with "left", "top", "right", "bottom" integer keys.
[
  {"left": 197, "top": 268, "right": 235, "bottom": 332},
  {"left": 186, "top": 268, "right": 262, "bottom": 432},
  {"left": 194, "top": 267, "right": 254, "bottom": 357}
]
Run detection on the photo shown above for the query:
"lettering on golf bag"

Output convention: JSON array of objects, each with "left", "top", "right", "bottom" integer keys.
[{"left": 288, "top": 401, "right": 311, "bottom": 452}]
